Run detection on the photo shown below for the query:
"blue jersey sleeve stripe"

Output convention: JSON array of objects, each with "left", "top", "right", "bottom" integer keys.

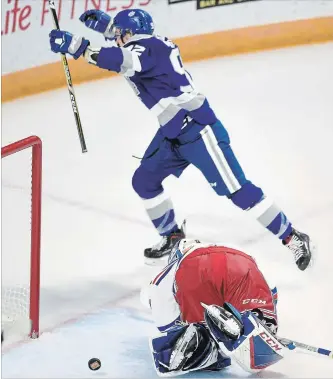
[{"left": 119, "top": 47, "right": 134, "bottom": 74}]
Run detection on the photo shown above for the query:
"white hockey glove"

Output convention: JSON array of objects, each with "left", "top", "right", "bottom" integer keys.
[{"left": 203, "top": 302, "right": 285, "bottom": 373}]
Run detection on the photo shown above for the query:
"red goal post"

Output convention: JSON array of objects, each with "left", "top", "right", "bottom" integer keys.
[{"left": 1, "top": 136, "right": 42, "bottom": 338}]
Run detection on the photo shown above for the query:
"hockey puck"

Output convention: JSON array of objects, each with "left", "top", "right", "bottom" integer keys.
[{"left": 88, "top": 358, "right": 101, "bottom": 371}]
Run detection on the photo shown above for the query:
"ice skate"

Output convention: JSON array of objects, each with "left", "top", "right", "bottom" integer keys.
[
  {"left": 283, "top": 228, "right": 313, "bottom": 271},
  {"left": 144, "top": 223, "right": 186, "bottom": 265}
]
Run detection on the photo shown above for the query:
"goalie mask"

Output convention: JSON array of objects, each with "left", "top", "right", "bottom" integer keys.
[{"left": 168, "top": 238, "right": 201, "bottom": 265}]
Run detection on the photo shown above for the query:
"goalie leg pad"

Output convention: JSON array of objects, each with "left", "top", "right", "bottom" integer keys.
[{"left": 150, "top": 323, "right": 230, "bottom": 377}]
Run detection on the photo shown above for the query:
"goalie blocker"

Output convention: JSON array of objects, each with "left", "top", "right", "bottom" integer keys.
[{"left": 150, "top": 303, "right": 284, "bottom": 376}]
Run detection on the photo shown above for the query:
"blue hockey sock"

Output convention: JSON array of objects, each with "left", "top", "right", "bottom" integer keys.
[
  {"left": 142, "top": 191, "right": 178, "bottom": 236},
  {"left": 248, "top": 197, "right": 292, "bottom": 240},
  {"left": 230, "top": 183, "right": 292, "bottom": 240}
]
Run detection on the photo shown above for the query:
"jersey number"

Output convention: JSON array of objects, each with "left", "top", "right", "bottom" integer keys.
[
  {"left": 170, "top": 48, "right": 185, "bottom": 75},
  {"left": 158, "top": 36, "right": 185, "bottom": 75},
  {"left": 130, "top": 45, "right": 146, "bottom": 56},
  {"left": 131, "top": 38, "right": 185, "bottom": 77},
  {"left": 157, "top": 36, "right": 194, "bottom": 90}
]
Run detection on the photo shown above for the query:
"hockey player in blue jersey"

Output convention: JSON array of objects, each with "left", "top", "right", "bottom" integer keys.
[{"left": 49, "top": 8, "right": 313, "bottom": 270}]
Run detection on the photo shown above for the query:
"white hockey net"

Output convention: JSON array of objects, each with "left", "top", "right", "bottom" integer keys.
[
  {"left": 1, "top": 137, "right": 42, "bottom": 341},
  {"left": 1, "top": 288, "right": 30, "bottom": 339}
]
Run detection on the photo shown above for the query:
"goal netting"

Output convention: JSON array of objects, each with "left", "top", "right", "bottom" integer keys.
[{"left": 1, "top": 136, "right": 42, "bottom": 341}]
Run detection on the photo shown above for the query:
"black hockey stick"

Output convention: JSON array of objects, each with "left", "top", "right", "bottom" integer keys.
[{"left": 48, "top": 0, "right": 88, "bottom": 153}]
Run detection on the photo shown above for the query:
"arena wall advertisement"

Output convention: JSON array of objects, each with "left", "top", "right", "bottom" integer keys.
[
  {"left": 2, "top": 0, "right": 333, "bottom": 101},
  {"left": 196, "top": 0, "right": 260, "bottom": 10}
]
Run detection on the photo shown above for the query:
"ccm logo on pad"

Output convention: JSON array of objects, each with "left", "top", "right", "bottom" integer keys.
[{"left": 259, "top": 332, "right": 283, "bottom": 351}]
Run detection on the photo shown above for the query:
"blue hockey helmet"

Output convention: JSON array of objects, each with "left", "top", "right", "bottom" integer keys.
[{"left": 112, "top": 9, "right": 154, "bottom": 40}]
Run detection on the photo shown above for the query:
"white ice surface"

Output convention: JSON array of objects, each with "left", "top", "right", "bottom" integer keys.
[{"left": 1, "top": 42, "right": 333, "bottom": 378}]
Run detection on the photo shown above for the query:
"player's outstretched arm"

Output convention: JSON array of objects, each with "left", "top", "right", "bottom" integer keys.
[{"left": 48, "top": 29, "right": 155, "bottom": 74}]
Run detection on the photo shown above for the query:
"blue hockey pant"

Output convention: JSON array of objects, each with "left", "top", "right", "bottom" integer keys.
[{"left": 132, "top": 120, "right": 292, "bottom": 239}]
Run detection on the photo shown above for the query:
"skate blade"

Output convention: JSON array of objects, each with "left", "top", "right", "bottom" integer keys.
[
  {"left": 299, "top": 238, "right": 316, "bottom": 271},
  {"left": 307, "top": 239, "right": 316, "bottom": 270}
]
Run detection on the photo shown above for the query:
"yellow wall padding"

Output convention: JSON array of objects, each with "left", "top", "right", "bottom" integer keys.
[{"left": 2, "top": 16, "right": 333, "bottom": 102}]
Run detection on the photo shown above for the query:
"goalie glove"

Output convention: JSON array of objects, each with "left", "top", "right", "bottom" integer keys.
[
  {"left": 203, "top": 302, "right": 285, "bottom": 373},
  {"left": 150, "top": 323, "right": 230, "bottom": 377}
]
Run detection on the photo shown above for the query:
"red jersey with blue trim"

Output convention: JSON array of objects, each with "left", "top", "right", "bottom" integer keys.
[{"left": 142, "top": 242, "right": 277, "bottom": 333}]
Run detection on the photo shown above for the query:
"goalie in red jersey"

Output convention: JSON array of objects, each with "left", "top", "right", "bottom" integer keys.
[{"left": 141, "top": 239, "right": 284, "bottom": 376}]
